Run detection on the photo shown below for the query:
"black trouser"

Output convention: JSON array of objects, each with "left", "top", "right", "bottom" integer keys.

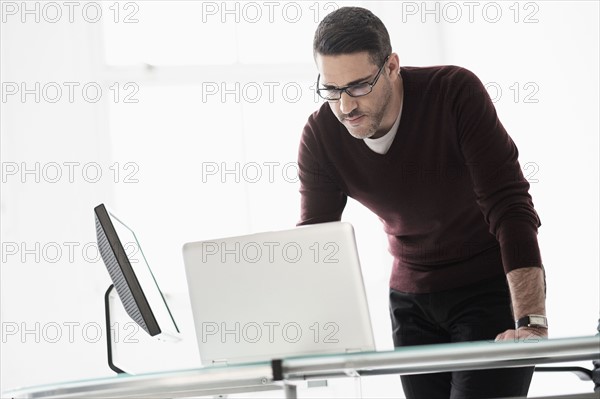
[{"left": 389, "top": 276, "right": 534, "bottom": 399}]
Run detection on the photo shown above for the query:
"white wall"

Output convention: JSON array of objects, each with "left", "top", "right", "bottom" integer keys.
[{"left": 1, "top": 1, "right": 598, "bottom": 397}]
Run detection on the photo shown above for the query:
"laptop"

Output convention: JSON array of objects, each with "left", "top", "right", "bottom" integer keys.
[{"left": 182, "top": 221, "right": 376, "bottom": 365}]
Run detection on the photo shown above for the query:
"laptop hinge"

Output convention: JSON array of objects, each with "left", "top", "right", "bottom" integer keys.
[
  {"left": 212, "top": 359, "right": 229, "bottom": 366},
  {"left": 344, "top": 348, "right": 363, "bottom": 353}
]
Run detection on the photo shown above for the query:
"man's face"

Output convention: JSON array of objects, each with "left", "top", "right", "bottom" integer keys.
[{"left": 315, "top": 52, "right": 395, "bottom": 140}]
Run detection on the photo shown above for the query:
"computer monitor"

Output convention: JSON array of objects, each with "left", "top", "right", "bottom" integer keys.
[{"left": 94, "top": 203, "right": 180, "bottom": 341}]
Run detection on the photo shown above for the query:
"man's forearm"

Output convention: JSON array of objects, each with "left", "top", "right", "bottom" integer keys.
[
  {"left": 493, "top": 266, "right": 548, "bottom": 341},
  {"left": 506, "top": 266, "right": 546, "bottom": 320}
]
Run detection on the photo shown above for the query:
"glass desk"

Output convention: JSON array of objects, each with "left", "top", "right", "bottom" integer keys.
[{"left": 4, "top": 335, "right": 599, "bottom": 399}]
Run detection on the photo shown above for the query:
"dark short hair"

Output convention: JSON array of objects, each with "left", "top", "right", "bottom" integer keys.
[{"left": 313, "top": 7, "right": 392, "bottom": 66}]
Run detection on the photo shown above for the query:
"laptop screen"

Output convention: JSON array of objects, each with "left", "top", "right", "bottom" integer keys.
[{"left": 182, "top": 221, "right": 375, "bottom": 365}]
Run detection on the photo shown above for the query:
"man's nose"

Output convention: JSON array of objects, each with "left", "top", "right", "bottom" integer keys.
[{"left": 338, "top": 91, "right": 357, "bottom": 115}]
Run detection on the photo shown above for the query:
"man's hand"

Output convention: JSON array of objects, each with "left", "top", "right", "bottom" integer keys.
[{"left": 495, "top": 327, "right": 548, "bottom": 342}]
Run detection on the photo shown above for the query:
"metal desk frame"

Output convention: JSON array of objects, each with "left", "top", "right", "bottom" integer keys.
[{"left": 4, "top": 335, "right": 599, "bottom": 398}]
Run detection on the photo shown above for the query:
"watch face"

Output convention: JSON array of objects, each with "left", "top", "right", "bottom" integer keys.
[{"left": 530, "top": 315, "right": 546, "bottom": 326}]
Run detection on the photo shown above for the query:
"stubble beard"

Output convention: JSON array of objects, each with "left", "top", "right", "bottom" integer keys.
[{"left": 343, "top": 82, "right": 393, "bottom": 140}]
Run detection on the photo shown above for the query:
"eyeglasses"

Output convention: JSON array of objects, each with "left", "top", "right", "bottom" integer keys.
[{"left": 316, "top": 55, "right": 390, "bottom": 101}]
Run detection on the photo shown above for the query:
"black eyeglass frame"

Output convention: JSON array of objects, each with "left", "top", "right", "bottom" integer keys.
[{"left": 316, "top": 55, "right": 391, "bottom": 101}]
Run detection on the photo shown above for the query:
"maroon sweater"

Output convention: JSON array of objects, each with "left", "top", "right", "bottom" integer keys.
[{"left": 297, "top": 65, "right": 543, "bottom": 293}]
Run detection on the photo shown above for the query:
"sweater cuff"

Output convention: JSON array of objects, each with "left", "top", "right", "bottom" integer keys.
[{"left": 497, "top": 218, "right": 543, "bottom": 273}]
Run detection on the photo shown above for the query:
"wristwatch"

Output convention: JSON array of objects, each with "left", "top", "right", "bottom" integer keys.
[{"left": 516, "top": 314, "right": 548, "bottom": 329}]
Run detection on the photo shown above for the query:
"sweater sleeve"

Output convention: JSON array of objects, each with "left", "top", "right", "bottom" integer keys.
[
  {"left": 297, "top": 113, "right": 347, "bottom": 226},
  {"left": 454, "top": 68, "right": 543, "bottom": 273}
]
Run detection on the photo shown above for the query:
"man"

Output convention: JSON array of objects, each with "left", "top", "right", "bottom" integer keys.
[{"left": 297, "top": 6, "right": 548, "bottom": 399}]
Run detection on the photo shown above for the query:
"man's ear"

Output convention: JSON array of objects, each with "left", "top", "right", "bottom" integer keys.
[{"left": 387, "top": 53, "right": 401, "bottom": 78}]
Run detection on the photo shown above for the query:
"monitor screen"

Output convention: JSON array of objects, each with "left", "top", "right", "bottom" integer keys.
[{"left": 94, "top": 203, "right": 179, "bottom": 339}]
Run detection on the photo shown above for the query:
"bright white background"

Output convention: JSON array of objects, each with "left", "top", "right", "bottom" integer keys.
[{"left": 1, "top": 1, "right": 598, "bottom": 397}]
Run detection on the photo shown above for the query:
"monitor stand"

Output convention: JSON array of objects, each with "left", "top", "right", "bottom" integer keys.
[{"left": 105, "top": 284, "right": 126, "bottom": 374}]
